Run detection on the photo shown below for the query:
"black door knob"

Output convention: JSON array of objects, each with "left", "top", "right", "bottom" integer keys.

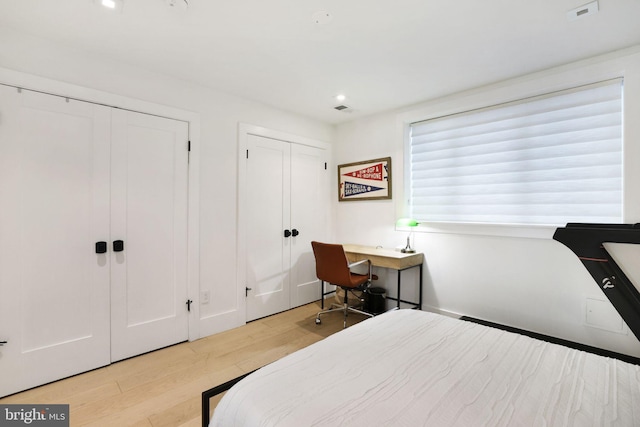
[
  {"left": 113, "top": 240, "right": 124, "bottom": 252},
  {"left": 95, "top": 241, "right": 107, "bottom": 254}
]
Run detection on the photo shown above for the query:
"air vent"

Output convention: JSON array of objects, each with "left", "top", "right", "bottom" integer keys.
[
  {"left": 334, "top": 105, "right": 350, "bottom": 111},
  {"left": 567, "top": 1, "right": 598, "bottom": 21}
]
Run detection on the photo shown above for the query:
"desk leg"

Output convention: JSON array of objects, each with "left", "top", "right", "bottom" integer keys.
[
  {"left": 396, "top": 270, "right": 401, "bottom": 309},
  {"left": 389, "top": 264, "right": 422, "bottom": 310},
  {"left": 419, "top": 264, "right": 423, "bottom": 310}
]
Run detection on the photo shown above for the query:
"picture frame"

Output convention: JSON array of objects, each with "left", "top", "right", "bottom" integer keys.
[{"left": 338, "top": 157, "right": 392, "bottom": 201}]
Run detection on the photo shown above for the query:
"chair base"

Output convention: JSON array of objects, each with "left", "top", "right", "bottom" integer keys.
[{"left": 315, "top": 300, "right": 374, "bottom": 328}]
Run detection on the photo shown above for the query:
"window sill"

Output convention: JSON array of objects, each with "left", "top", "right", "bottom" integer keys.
[{"left": 411, "top": 222, "right": 558, "bottom": 240}]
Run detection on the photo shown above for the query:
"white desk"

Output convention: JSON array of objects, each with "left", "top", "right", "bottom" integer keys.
[{"left": 343, "top": 244, "right": 424, "bottom": 310}]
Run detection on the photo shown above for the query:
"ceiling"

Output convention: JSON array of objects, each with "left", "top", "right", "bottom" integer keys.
[{"left": 1, "top": 0, "right": 639, "bottom": 124}]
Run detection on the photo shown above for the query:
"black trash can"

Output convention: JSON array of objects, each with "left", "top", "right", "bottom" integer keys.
[{"left": 365, "top": 287, "right": 386, "bottom": 314}]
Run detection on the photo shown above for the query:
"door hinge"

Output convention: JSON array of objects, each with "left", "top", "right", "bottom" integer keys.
[
  {"left": 324, "top": 162, "right": 327, "bottom": 170},
  {"left": 188, "top": 140, "right": 191, "bottom": 152},
  {"left": 245, "top": 287, "right": 252, "bottom": 297},
  {"left": 246, "top": 149, "right": 249, "bottom": 159},
  {"left": 186, "top": 299, "right": 193, "bottom": 312}
]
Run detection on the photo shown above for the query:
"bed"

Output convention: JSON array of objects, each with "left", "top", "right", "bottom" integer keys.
[{"left": 205, "top": 309, "right": 640, "bottom": 426}]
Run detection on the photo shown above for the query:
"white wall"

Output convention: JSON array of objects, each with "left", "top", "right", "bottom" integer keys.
[
  {"left": 4, "top": 25, "right": 640, "bottom": 358},
  {"left": 0, "top": 26, "right": 334, "bottom": 338},
  {"left": 334, "top": 46, "right": 640, "bottom": 358}
]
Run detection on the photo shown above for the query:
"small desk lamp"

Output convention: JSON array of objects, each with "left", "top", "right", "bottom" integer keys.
[{"left": 396, "top": 218, "right": 418, "bottom": 253}]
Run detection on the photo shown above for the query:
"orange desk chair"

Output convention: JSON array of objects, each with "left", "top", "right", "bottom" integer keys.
[{"left": 311, "top": 241, "right": 376, "bottom": 328}]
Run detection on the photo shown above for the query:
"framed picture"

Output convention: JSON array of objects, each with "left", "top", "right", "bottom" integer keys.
[{"left": 338, "top": 157, "right": 392, "bottom": 201}]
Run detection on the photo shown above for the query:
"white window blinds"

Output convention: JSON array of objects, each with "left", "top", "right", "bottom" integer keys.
[{"left": 408, "top": 80, "right": 623, "bottom": 226}]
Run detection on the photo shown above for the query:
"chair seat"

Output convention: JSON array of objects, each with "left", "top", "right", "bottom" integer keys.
[
  {"left": 338, "top": 272, "right": 379, "bottom": 289},
  {"left": 343, "top": 273, "right": 369, "bottom": 288}
]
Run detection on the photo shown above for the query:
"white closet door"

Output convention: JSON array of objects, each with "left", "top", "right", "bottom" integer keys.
[
  {"left": 109, "top": 109, "right": 189, "bottom": 362},
  {"left": 0, "top": 87, "right": 111, "bottom": 397},
  {"left": 246, "top": 135, "right": 291, "bottom": 321},
  {"left": 290, "top": 143, "right": 329, "bottom": 307}
]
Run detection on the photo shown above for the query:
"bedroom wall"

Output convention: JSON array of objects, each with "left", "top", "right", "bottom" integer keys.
[
  {"left": 333, "top": 46, "right": 640, "bottom": 358},
  {"left": 0, "top": 26, "right": 334, "bottom": 338}
]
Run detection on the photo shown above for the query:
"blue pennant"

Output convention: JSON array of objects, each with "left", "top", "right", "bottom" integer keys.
[{"left": 344, "top": 181, "right": 384, "bottom": 197}]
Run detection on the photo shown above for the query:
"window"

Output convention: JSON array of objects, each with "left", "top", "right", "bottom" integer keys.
[{"left": 407, "top": 79, "right": 623, "bottom": 226}]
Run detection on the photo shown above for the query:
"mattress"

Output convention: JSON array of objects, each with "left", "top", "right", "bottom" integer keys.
[{"left": 210, "top": 309, "right": 640, "bottom": 426}]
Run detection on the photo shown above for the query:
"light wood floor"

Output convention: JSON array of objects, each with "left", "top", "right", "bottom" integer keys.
[{"left": 0, "top": 301, "right": 368, "bottom": 427}]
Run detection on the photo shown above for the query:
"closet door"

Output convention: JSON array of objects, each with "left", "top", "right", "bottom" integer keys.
[
  {"left": 245, "top": 134, "right": 291, "bottom": 321},
  {"left": 289, "top": 143, "right": 329, "bottom": 307},
  {"left": 0, "top": 87, "right": 111, "bottom": 397},
  {"left": 244, "top": 133, "right": 329, "bottom": 320},
  {"left": 109, "top": 109, "right": 189, "bottom": 362}
]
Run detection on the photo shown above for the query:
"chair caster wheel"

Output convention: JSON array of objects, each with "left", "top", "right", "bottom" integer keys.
[{"left": 315, "top": 318, "right": 321, "bottom": 325}]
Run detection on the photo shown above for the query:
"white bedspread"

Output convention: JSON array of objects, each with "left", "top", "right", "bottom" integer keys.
[{"left": 210, "top": 309, "right": 640, "bottom": 426}]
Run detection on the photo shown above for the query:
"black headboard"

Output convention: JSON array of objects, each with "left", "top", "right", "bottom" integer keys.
[{"left": 553, "top": 223, "right": 640, "bottom": 340}]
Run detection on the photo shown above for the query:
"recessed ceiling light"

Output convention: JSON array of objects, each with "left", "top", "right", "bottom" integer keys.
[
  {"left": 95, "top": 0, "right": 123, "bottom": 12},
  {"left": 166, "top": 0, "right": 189, "bottom": 9},
  {"left": 312, "top": 11, "right": 333, "bottom": 25},
  {"left": 336, "top": 94, "right": 346, "bottom": 102}
]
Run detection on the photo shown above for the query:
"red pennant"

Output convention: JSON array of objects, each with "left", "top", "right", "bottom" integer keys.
[{"left": 343, "top": 163, "right": 384, "bottom": 181}]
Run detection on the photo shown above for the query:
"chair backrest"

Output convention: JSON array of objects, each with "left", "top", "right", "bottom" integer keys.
[{"left": 311, "top": 241, "right": 353, "bottom": 286}]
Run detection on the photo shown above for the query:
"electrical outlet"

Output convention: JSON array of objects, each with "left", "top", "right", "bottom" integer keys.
[
  {"left": 201, "top": 290, "right": 210, "bottom": 304},
  {"left": 585, "top": 297, "right": 624, "bottom": 333}
]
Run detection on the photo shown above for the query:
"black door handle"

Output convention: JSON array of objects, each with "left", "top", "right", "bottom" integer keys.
[
  {"left": 0, "top": 340, "right": 7, "bottom": 346},
  {"left": 95, "top": 241, "right": 107, "bottom": 254},
  {"left": 113, "top": 240, "right": 124, "bottom": 252},
  {"left": 284, "top": 230, "right": 292, "bottom": 238},
  {"left": 292, "top": 229, "right": 299, "bottom": 237}
]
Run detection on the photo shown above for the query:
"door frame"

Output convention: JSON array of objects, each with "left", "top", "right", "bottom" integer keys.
[
  {"left": 237, "top": 123, "right": 330, "bottom": 324},
  {"left": 0, "top": 67, "right": 202, "bottom": 341}
]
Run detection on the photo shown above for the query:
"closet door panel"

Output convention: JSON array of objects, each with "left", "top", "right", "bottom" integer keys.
[
  {"left": 245, "top": 135, "right": 291, "bottom": 321},
  {"left": 110, "top": 109, "right": 189, "bottom": 362},
  {"left": 290, "top": 144, "right": 329, "bottom": 307},
  {"left": 0, "top": 87, "right": 111, "bottom": 397}
]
